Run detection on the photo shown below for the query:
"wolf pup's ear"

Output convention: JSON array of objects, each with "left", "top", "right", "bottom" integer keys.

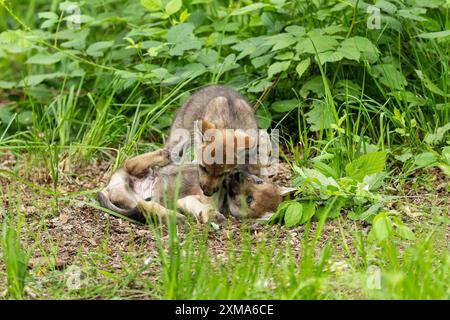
[
  {"left": 200, "top": 119, "right": 216, "bottom": 134},
  {"left": 234, "top": 130, "right": 256, "bottom": 150},
  {"left": 279, "top": 186, "right": 297, "bottom": 198}
]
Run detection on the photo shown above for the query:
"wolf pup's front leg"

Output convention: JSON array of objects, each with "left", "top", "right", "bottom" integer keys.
[
  {"left": 136, "top": 200, "right": 187, "bottom": 226},
  {"left": 124, "top": 149, "right": 171, "bottom": 177},
  {"left": 177, "top": 195, "right": 225, "bottom": 224}
]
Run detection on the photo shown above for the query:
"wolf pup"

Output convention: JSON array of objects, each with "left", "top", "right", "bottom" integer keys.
[
  {"left": 124, "top": 85, "right": 259, "bottom": 196},
  {"left": 223, "top": 170, "right": 281, "bottom": 220},
  {"left": 99, "top": 154, "right": 282, "bottom": 225}
]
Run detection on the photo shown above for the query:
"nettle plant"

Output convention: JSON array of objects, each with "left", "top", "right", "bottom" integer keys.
[{"left": 269, "top": 151, "right": 390, "bottom": 227}]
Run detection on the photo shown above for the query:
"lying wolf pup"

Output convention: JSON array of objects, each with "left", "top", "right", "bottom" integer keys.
[{"left": 98, "top": 151, "right": 282, "bottom": 225}]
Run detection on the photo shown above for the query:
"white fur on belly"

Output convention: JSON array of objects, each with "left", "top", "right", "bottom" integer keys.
[{"left": 133, "top": 175, "right": 158, "bottom": 200}]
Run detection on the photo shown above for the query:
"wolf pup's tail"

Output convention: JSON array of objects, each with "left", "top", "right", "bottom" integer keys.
[{"left": 97, "top": 190, "right": 145, "bottom": 223}]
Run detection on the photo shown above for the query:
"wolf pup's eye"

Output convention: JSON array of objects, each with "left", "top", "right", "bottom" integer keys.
[
  {"left": 246, "top": 195, "right": 253, "bottom": 206},
  {"left": 256, "top": 179, "right": 263, "bottom": 184}
]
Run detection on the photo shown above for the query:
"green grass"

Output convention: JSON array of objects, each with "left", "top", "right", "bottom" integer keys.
[{"left": 0, "top": 0, "right": 449, "bottom": 300}]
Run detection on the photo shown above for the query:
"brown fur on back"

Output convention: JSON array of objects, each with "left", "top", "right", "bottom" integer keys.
[
  {"left": 166, "top": 85, "right": 257, "bottom": 150},
  {"left": 164, "top": 85, "right": 259, "bottom": 195}
]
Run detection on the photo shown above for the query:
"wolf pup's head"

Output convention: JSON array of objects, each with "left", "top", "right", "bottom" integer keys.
[
  {"left": 224, "top": 170, "right": 282, "bottom": 219},
  {"left": 197, "top": 118, "right": 256, "bottom": 196}
]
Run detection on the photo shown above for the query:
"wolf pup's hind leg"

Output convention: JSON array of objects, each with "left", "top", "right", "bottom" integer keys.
[{"left": 124, "top": 149, "right": 171, "bottom": 177}]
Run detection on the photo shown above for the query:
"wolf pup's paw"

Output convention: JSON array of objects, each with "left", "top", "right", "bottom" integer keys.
[
  {"left": 199, "top": 206, "right": 225, "bottom": 225},
  {"left": 156, "top": 149, "right": 171, "bottom": 166},
  {"left": 213, "top": 212, "right": 226, "bottom": 224}
]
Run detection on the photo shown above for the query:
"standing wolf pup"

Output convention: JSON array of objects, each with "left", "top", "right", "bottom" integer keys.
[{"left": 124, "top": 85, "right": 260, "bottom": 196}]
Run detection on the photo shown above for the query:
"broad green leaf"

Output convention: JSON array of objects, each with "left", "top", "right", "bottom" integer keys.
[
  {"left": 248, "top": 79, "right": 272, "bottom": 93},
  {"left": 296, "top": 35, "right": 339, "bottom": 54},
  {"left": 267, "top": 61, "right": 290, "bottom": 78},
  {"left": 17, "top": 72, "right": 65, "bottom": 87},
  {"left": 396, "top": 224, "right": 415, "bottom": 240},
  {"left": 265, "top": 33, "right": 297, "bottom": 51},
  {"left": 372, "top": 64, "right": 407, "bottom": 90},
  {"left": 251, "top": 53, "right": 274, "bottom": 68},
  {"left": 317, "top": 50, "right": 344, "bottom": 64},
  {"left": 256, "top": 106, "right": 272, "bottom": 129},
  {"left": 438, "top": 163, "right": 450, "bottom": 176},
  {"left": 299, "top": 200, "right": 316, "bottom": 225},
  {"left": 372, "top": 213, "right": 392, "bottom": 242},
  {"left": 59, "top": 1, "right": 79, "bottom": 11},
  {"left": 63, "top": 14, "right": 94, "bottom": 24},
  {"left": 295, "top": 57, "right": 310, "bottom": 79},
  {"left": 300, "top": 76, "right": 326, "bottom": 98},
  {"left": 340, "top": 36, "right": 379, "bottom": 63},
  {"left": 165, "top": 0, "right": 182, "bottom": 15},
  {"left": 395, "top": 150, "right": 412, "bottom": 163},
  {"left": 141, "top": 0, "right": 162, "bottom": 11},
  {"left": 26, "top": 53, "right": 62, "bottom": 65},
  {"left": 271, "top": 99, "right": 299, "bottom": 113},
  {"left": 297, "top": 167, "right": 339, "bottom": 189},
  {"left": 284, "top": 202, "right": 303, "bottom": 227},
  {"left": 275, "top": 52, "right": 293, "bottom": 60},
  {"left": 424, "top": 122, "right": 450, "bottom": 145},
  {"left": 217, "top": 54, "right": 237, "bottom": 74},
  {"left": 261, "top": 11, "right": 285, "bottom": 33},
  {"left": 236, "top": 45, "right": 256, "bottom": 61},
  {"left": 0, "top": 107, "right": 13, "bottom": 124},
  {"left": 285, "top": 25, "right": 306, "bottom": 36},
  {"left": 86, "top": 41, "right": 114, "bottom": 57},
  {"left": 313, "top": 161, "right": 338, "bottom": 180},
  {"left": 38, "top": 12, "right": 58, "bottom": 20},
  {"left": 414, "top": 152, "right": 438, "bottom": 167},
  {"left": 337, "top": 45, "right": 360, "bottom": 61},
  {"left": 167, "top": 23, "right": 201, "bottom": 56},
  {"left": 18, "top": 111, "right": 33, "bottom": 126},
  {"left": 443, "top": 146, "right": 450, "bottom": 162},
  {"left": 267, "top": 201, "right": 290, "bottom": 225},
  {"left": 275, "top": 51, "right": 294, "bottom": 60},
  {"left": 0, "top": 81, "right": 15, "bottom": 89},
  {"left": 345, "top": 151, "right": 387, "bottom": 182},
  {"left": 305, "top": 100, "right": 334, "bottom": 131},
  {"left": 375, "top": 0, "right": 397, "bottom": 14},
  {"left": 41, "top": 19, "right": 57, "bottom": 29},
  {"left": 230, "top": 3, "right": 267, "bottom": 16},
  {"left": 363, "top": 172, "right": 387, "bottom": 191}
]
